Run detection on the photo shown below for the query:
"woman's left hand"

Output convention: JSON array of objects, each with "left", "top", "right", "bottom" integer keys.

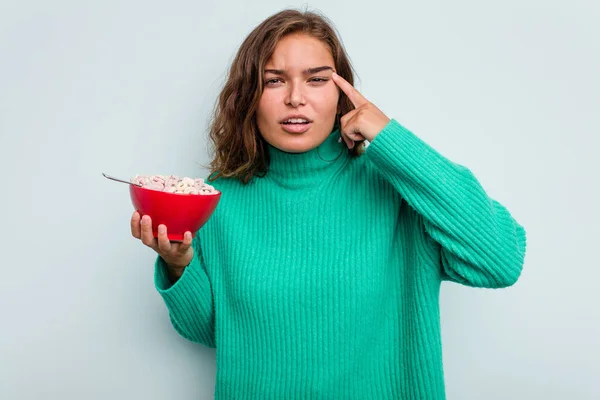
[{"left": 331, "top": 72, "right": 391, "bottom": 149}]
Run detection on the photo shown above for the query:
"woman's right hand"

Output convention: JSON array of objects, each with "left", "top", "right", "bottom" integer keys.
[{"left": 130, "top": 211, "right": 194, "bottom": 271}]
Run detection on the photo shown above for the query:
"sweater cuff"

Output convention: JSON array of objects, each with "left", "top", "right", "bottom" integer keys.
[{"left": 154, "top": 253, "right": 211, "bottom": 308}]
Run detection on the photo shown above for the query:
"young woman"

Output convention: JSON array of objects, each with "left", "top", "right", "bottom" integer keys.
[{"left": 131, "top": 8, "right": 527, "bottom": 399}]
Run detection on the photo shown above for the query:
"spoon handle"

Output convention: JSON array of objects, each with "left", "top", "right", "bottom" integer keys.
[{"left": 102, "top": 173, "right": 142, "bottom": 187}]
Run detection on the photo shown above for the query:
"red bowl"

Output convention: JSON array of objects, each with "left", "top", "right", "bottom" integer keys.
[{"left": 130, "top": 184, "right": 221, "bottom": 241}]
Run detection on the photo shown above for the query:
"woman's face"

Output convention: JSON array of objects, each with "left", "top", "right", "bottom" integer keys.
[{"left": 256, "top": 33, "right": 339, "bottom": 153}]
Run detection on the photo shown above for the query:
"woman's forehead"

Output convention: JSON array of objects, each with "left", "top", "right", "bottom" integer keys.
[{"left": 266, "top": 37, "right": 334, "bottom": 71}]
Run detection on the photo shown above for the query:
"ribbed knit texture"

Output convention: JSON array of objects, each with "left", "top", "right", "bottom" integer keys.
[{"left": 154, "top": 119, "right": 527, "bottom": 399}]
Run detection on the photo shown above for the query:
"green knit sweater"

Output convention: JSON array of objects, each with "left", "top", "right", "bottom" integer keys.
[{"left": 154, "top": 119, "right": 527, "bottom": 399}]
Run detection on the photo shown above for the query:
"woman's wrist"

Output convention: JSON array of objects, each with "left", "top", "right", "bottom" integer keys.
[{"left": 165, "top": 261, "right": 188, "bottom": 283}]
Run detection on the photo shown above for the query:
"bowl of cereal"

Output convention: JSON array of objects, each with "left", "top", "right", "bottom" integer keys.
[{"left": 128, "top": 174, "right": 221, "bottom": 241}]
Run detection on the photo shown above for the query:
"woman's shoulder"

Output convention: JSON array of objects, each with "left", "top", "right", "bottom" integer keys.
[
  {"left": 345, "top": 142, "right": 402, "bottom": 196},
  {"left": 346, "top": 141, "right": 379, "bottom": 174}
]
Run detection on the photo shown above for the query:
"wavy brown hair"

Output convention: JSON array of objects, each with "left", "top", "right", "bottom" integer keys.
[{"left": 205, "top": 9, "right": 361, "bottom": 185}]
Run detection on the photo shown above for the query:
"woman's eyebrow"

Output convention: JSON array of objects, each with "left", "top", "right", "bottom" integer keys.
[{"left": 264, "top": 66, "right": 334, "bottom": 75}]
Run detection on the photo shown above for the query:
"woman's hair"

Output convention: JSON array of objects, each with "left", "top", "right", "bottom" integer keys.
[{"left": 205, "top": 8, "right": 361, "bottom": 184}]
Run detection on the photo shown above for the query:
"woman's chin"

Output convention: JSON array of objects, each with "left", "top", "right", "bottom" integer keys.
[
  {"left": 275, "top": 138, "right": 317, "bottom": 153},
  {"left": 262, "top": 124, "right": 332, "bottom": 153}
]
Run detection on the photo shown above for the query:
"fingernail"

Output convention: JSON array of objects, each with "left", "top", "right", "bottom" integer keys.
[{"left": 158, "top": 225, "right": 165, "bottom": 234}]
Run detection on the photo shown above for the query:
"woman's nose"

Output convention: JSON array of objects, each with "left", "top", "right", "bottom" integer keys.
[{"left": 285, "top": 83, "right": 306, "bottom": 107}]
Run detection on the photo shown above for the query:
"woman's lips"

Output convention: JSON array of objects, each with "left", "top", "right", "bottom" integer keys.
[{"left": 280, "top": 122, "right": 312, "bottom": 133}]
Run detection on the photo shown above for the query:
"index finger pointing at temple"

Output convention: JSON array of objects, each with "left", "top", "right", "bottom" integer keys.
[{"left": 332, "top": 72, "right": 369, "bottom": 108}]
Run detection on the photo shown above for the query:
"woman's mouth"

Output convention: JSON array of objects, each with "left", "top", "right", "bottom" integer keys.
[{"left": 281, "top": 118, "right": 312, "bottom": 133}]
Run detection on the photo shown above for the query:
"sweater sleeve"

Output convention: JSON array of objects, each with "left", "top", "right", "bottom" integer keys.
[
  {"left": 364, "top": 119, "right": 527, "bottom": 288},
  {"left": 154, "top": 234, "right": 216, "bottom": 347}
]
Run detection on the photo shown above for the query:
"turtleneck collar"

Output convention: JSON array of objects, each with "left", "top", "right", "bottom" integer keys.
[{"left": 265, "top": 127, "right": 350, "bottom": 190}]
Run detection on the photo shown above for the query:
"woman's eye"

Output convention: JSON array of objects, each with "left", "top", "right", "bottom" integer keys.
[
  {"left": 266, "top": 78, "right": 282, "bottom": 85},
  {"left": 264, "top": 77, "right": 329, "bottom": 86}
]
